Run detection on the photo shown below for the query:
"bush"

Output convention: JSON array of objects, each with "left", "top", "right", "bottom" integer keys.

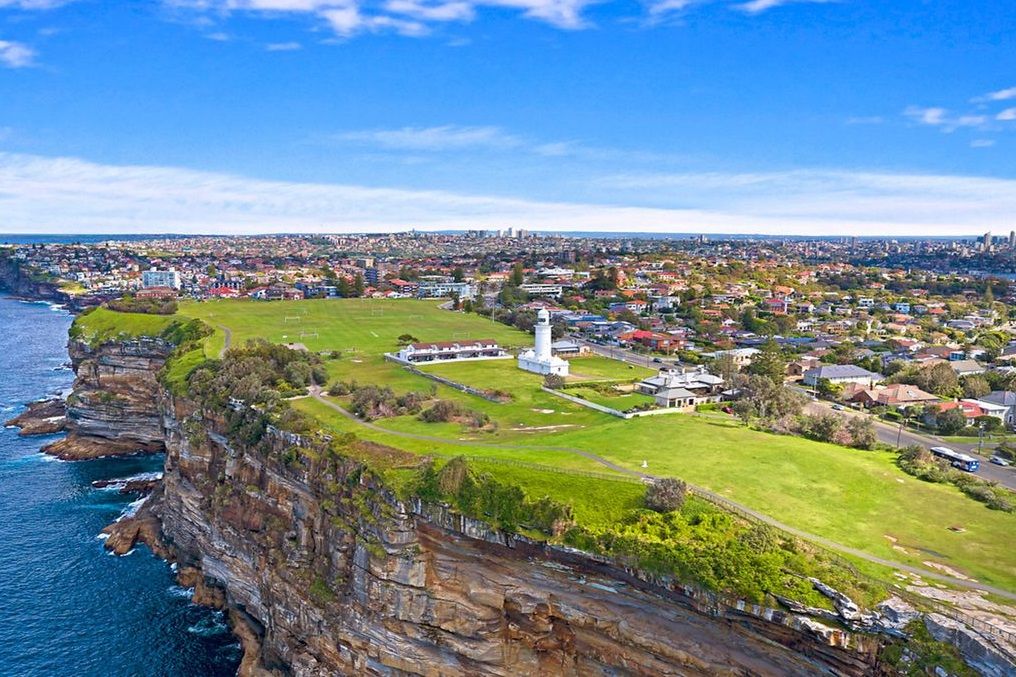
[
  {"left": 645, "top": 478, "right": 687, "bottom": 512},
  {"left": 543, "top": 373, "right": 566, "bottom": 389},
  {"left": 107, "top": 295, "right": 178, "bottom": 315}
]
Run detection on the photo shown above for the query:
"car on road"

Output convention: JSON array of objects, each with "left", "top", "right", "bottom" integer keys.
[
  {"left": 831, "top": 404, "right": 845, "bottom": 411},
  {"left": 652, "top": 357, "right": 662, "bottom": 363},
  {"left": 990, "top": 456, "right": 1011, "bottom": 467}
]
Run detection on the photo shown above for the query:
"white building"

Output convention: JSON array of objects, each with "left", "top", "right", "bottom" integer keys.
[
  {"left": 394, "top": 339, "right": 508, "bottom": 364},
  {"left": 518, "top": 309, "right": 569, "bottom": 376},
  {"left": 142, "top": 267, "right": 181, "bottom": 289},
  {"left": 416, "top": 281, "right": 476, "bottom": 299}
]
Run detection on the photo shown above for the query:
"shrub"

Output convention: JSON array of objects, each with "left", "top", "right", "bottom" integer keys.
[
  {"left": 543, "top": 373, "right": 566, "bottom": 389},
  {"left": 645, "top": 478, "right": 687, "bottom": 512}
]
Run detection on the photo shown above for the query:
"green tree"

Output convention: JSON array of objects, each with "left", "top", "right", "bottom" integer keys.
[
  {"left": 961, "top": 375, "right": 991, "bottom": 399},
  {"left": 935, "top": 408, "right": 968, "bottom": 435},
  {"left": 748, "top": 339, "right": 786, "bottom": 384},
  {"left": 510, "top": 262, "right": 525, "bottom": 286},
  {"left": 914, "top": 362, "right": 959, "bottom": 397}
]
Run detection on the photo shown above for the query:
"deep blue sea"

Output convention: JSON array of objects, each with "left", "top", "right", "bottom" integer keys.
[{"left": 0, "top": 295, "right": 240, "bottom": 676}]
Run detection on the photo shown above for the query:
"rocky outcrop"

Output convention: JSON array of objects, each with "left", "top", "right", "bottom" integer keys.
[
  {"left": 0, "top": 255, "right": 67, "bottom": 304},
  {"left": 44, "top": 339, "right": 171, "bottom": 460},
  {"left": 4, "top": 398, "right": 66, "bottom": 436}
]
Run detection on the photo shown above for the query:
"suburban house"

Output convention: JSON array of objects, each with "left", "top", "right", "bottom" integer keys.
[
  {"left": 395, "top": 339, "right": 507, "bottom": 364},
  {"left": 637, "top": 367, "right": 725, "bottom": 409},
  {"left": 843, "top": 383, "right": 939, "bottom": 409},
  {"left": 618, "top": 329, "right": 683, "bottom": 353},
  {"left": 802, "top": 364, "right": 881, "bottom": 388},
  {"left": 950, "top": 359, "right": 986, "bottom": 377},
  {"left": 975, "top": 391, "right": 1016, "bottom": 427}
]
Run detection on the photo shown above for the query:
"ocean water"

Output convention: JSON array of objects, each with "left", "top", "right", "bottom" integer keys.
[{"left": 0, "top": 295, "right": 240, "bottom": 676}]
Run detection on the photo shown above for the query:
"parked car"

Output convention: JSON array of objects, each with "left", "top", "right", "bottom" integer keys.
[
  {"left": 831, "top": 404, "right": 845, "bottom": 411},
  {"left": 990, "top": 456, "right": 1011, "bottom": 467}
]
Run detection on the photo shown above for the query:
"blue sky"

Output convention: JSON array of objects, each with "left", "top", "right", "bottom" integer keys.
[{"left": 1, "top": 0, "right": 1014, "bottom": 235}]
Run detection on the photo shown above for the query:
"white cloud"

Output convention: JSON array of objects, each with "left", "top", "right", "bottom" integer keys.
[
  {"left": 903, "top": 106, "right": 987, "bottom": 133},
  {"left": 977, "top": 86, "right": 1016, "bottom": 103},
  {"left": 970, "top": 139, "right": 995, "bottom": 148},
  {"left": 336, "top": 125, "right": 524, "bottom": 150},
  {"left": 0, "top": 0, "right": 72, "bottom": 7},
  {"left": 998, "top": 108, "right": 1016, "bottom": 121},
  {"left": 0, "top": 40, "right": 36, "bottom": 68},
  {"left": 2, "top": 151, "right": 1015, "bottom": 237},
  {"left": 735, "top": 0, "right": 832, "bottom": 14},
  {"left": 265, "top": 40, "right": 303, "bottom": 49},
  {"left": 166, "top": 0, "right": 594, "bottom": 35}
]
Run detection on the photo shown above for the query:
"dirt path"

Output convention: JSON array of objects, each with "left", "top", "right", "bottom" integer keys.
[
  {"left": 217, "top": 324, "right": 232, "bottom": 358},
  {"left": 310, "top": 388, "right": 1016, "bottom": 602}
]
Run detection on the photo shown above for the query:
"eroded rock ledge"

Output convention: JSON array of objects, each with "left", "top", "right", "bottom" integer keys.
[{"left": 4, "top": 398, "right": 66, "bottom": 436}]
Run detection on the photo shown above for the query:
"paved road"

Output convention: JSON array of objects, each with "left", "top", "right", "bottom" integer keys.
[
  {"left": 803, "top": 397, "right": 1016, "bottom": 491},
  {"left": 568, "top": 335, "right": 669, "bottom": 371},
  {"left": 309, "top": 388, "right": 1016, "bottom": 602}
]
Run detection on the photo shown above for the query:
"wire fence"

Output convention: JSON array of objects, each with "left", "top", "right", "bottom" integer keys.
[{"left": 452, "top": 455, "right": 645, "bottom": 485}]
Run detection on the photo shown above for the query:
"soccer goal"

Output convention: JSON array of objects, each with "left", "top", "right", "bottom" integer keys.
[
  {"left": 371, "top": 307, "right": 385, "bottom": 316},
  {"left": 284, "top": 316, "right": 301, "bottom": 323},
  {"left": 300, "top": 331, "right": 319, "bottom": 339}
]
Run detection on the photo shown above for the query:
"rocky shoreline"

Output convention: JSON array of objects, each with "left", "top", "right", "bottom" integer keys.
[{"left": 4, "top": 398, "right": 67, "bottom": 436}]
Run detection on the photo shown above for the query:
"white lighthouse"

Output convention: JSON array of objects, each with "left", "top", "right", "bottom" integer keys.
[{"left": 517, "top": 309, "right": 569, "bottom": 376}]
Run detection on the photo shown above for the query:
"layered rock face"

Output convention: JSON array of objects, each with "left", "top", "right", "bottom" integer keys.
[
  {"left": 45, "top": 340, "right": 171, "bottom": 459},
  {"left": 155, "top": 396, "right": 882, "bottom": 676}
]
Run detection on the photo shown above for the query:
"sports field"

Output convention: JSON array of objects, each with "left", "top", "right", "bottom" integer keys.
[{"left": 78, "top": 298, "right": 1016, "bottom": 595}]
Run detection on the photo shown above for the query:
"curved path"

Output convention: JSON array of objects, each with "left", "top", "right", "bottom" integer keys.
[
  {"left": 216, "top": 324, "right": 232, "bottom": 358},
  {"left": 310, "top": 388, "right": 1016, "bottom": 603}
]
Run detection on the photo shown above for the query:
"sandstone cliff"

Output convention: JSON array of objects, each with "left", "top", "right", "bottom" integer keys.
[
  {"left": 43, "top": 339, "right": 170, "bottom": 459},
  {"left": 65, "top": 339, "right": 1011, "bottom": 676},
  {"left": 0, "top": 255, "right": 68, "bottom": 304}
]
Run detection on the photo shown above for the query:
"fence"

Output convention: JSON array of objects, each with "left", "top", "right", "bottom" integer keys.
[
  {"left": 387, "top": 356, "right": 509, "bottom": 403},
  {"left": 541, "top": 386, "right": 629, "bottom": 418},
  {"left": 453, "top": 455, "right": 645, "bottom": 485}
]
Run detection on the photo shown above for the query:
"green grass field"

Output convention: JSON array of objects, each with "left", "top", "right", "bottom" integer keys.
[
  {"left": 84, "top": 298, "right": 1016, "bottom": 596},
  {"left": 73, "top": 306, "right": 181, "bottom": 345}
]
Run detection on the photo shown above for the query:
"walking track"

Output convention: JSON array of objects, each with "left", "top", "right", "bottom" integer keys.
[{"left": 309, "top": 388, "right": 1016, "bottom": 602}]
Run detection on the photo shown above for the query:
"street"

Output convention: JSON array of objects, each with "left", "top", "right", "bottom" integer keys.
[{"left": 804, "top": 397, "right": 1016, "bottom": 491}]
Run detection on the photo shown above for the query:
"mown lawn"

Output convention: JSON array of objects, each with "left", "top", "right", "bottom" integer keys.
[{"left": 178, "top": 297, "right": 531, "bottom": 355}]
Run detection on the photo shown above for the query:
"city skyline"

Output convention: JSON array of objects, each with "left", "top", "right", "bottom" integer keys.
[{"left": 1, "top": 1, "right": 1015, "bottom": 235}]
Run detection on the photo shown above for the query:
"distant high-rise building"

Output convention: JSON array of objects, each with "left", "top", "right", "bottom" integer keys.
[
  {"left": 983, "top": 231, "right": 992, "bottom": 252},
  {"left": 1009, "top": 230, "right": 1015, "bottom": 249}
]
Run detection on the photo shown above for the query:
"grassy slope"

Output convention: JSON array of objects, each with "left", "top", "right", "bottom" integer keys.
[
  {"left": 163, "top": 298, "right": 1015, "bottom": 593},
  {"left": 73, "top": 306, "right": 180, "bottom": 345}
]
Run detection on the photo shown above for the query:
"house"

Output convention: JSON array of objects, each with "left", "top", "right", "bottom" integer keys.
[
  {"left": 787, "top": 356, "right": 822, "bottom": 380},
  {"left": 637, "top": 367, "right": 725, "bottom": 409},
  {"left": 976, "top": 391, "right": 1016, "bottom": 427},
  {"left": 395, "top": 339, "right": 507, "bottom": 364},
  {"left": 802, "top": 364, "right": 881, "bottom": 388},
  {"left": 550, "top": 340, "right": 587, "bottom": 356},
  {"left": 845, "top": 383, "right": 939, "bottom": 409},
  {"left": 618, "top": 329, "right": 683, "bottom": 353},
  {"left": 949, "top": 359, "right": 985, "bottom": 377},
  {"left": 708, "top": 347, "right": 760, "bottom": 367}
]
